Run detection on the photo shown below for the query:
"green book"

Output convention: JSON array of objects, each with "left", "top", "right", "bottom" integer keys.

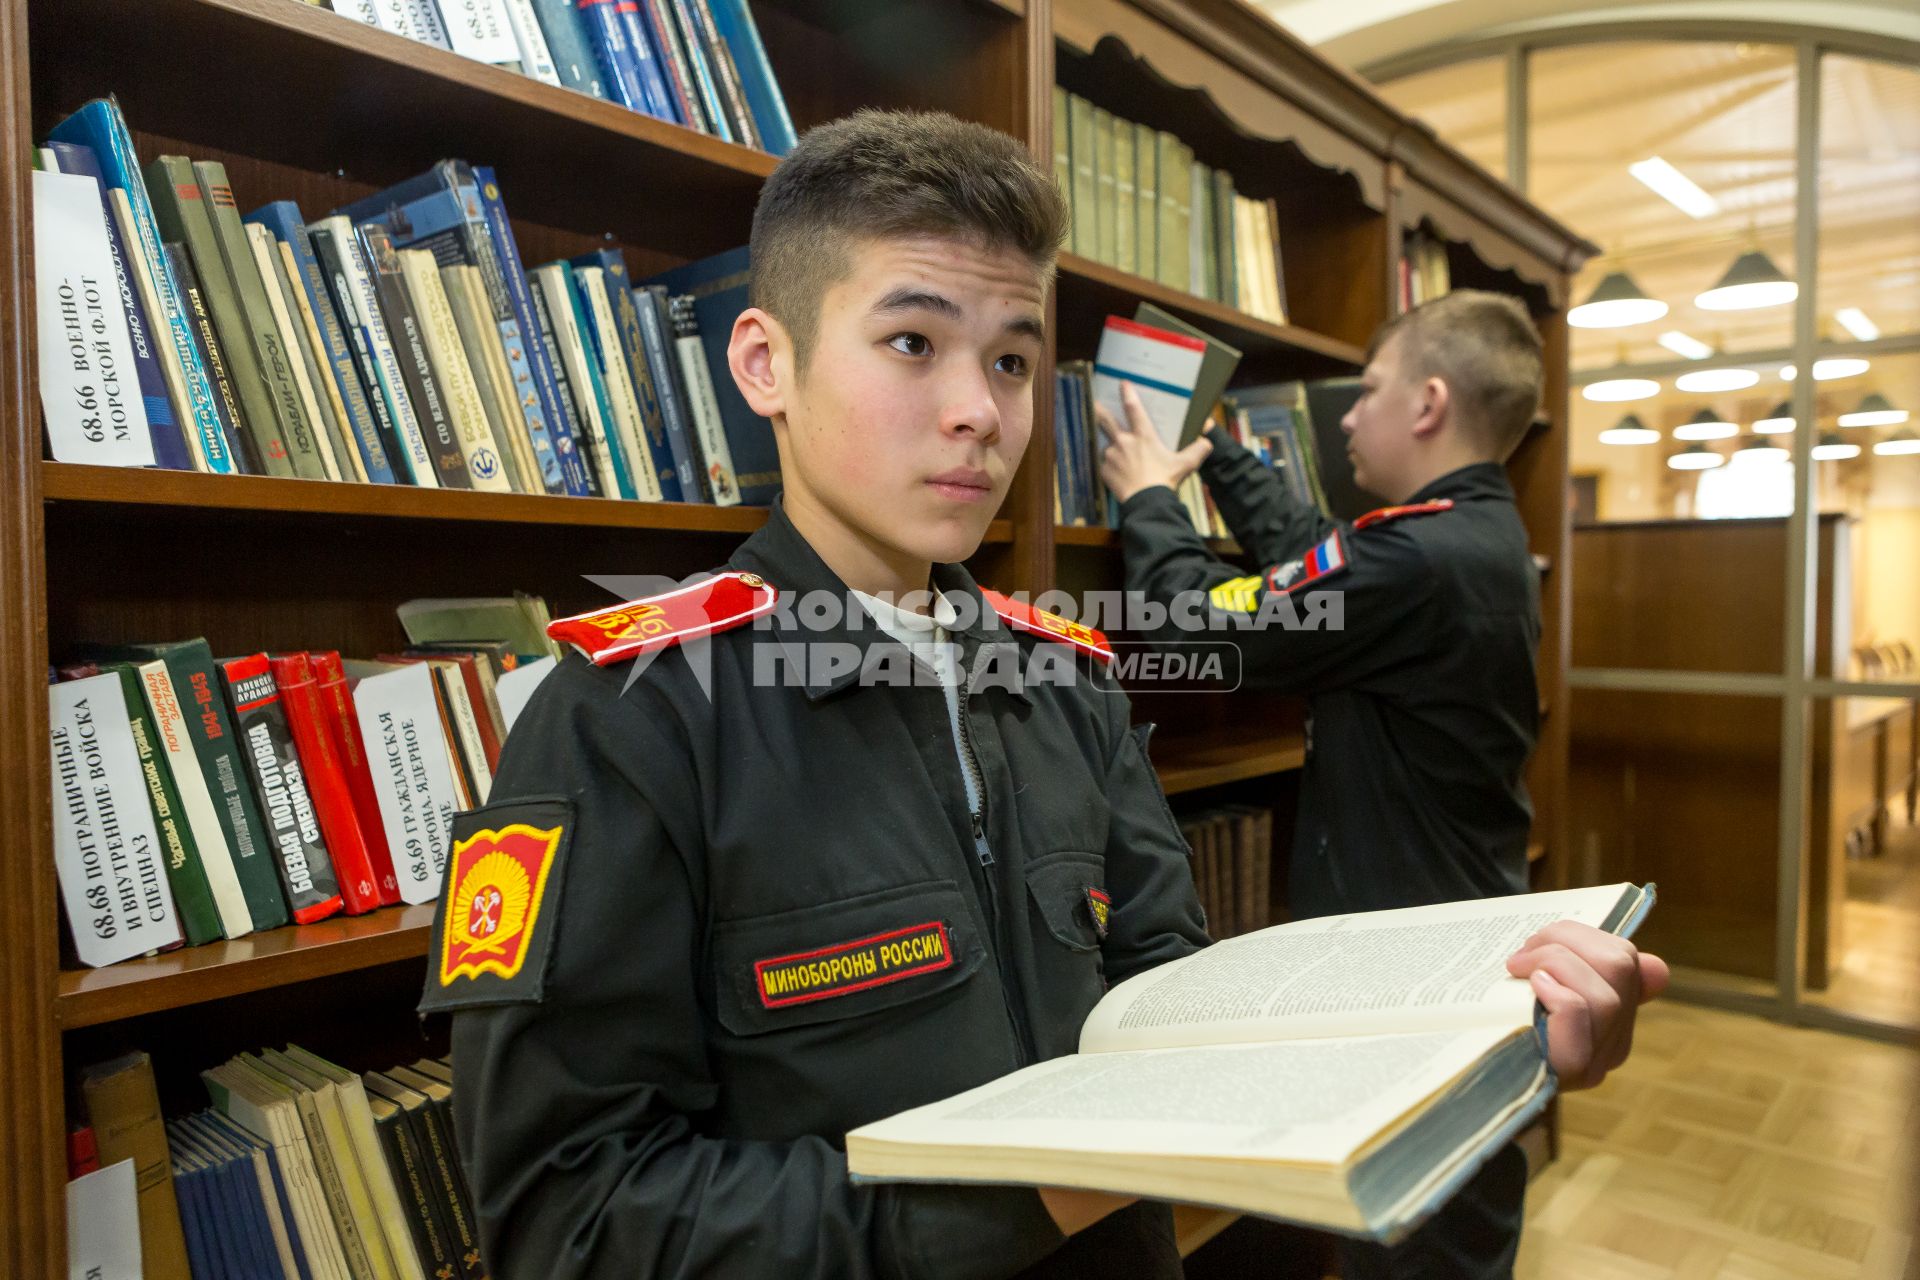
[
  {"left": 1093, "top": 106, "right": 1117, "bottom": 267},
  {"left": 194, "top": 160, "right": 328, "bottom": 480},
  {"left": 145, "top": 155, "right": 295, "bottom": 477},
  {"left": 1154, "top": 131, "right": 1181, "bottom": 289},
  {"left": 98, "top": 640, "right": 290, "bottom": 931},
  {"left": 107, "top": 663, "right": 222, "bottom": 945},
  {"left": 1052, "top": 86, "right": 1072, "bottom": 253},
  {"left": 1134, "top": 122, "right": 1157, "bottom": 284},
  {"left": 1114, "top": 118, "right": 1136, "bottom": 276},
  {"left": 1069, "top": 94, "right": 1098, "bottom": 262},
  {"left": 1212, "top": 169, "right": 1238, "bottom": 307},
  {"left": 1194, "top": 162, "right": 1216, "bottom": 301}
]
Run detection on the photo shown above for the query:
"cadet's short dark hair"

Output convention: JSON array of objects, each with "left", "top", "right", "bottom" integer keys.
[
  {"left": 749, "top": 109, "right": 1068, "bottom": 370},
  {"left": 1370, "top": 290, "right": 1543, "bottom": 460}
]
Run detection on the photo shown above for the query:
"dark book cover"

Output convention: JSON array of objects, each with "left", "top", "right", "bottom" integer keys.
[
  {"left": 664, "top": 0, "right": 729, "bottom": 139},
  {"left": 144, "top": 154, "right": 294, "bottom": 477},
  {"left": 358, "top": 223, "right": 470, "bottom": 489},
  {"left": 524, "top": 270, "right": 602, "bottom": 496},
  {"left": 163, "top": 242, "right": 261, "bottom": 475},
  {"left": 614, "top": 0, "right": 680, "bottom": 122},
  {"left": 218, "top": 653, "right": 343, "bottom": 924},
  {"left": 531, "top": 0, "right": 609, "bottom": 100},
  {"left": 1301, "top": 376, "right": 1374, "bottom": 520},
  {"left": 306, "top": 220, "right": 415, "bottom": 484},
  {"left": 686, "top": 0, "right": 759, "bottom": 146},
  {"left": 366, "top": 1073, "right": 480, "bottom": 1280},
  {"left": 369, "top": 1092, "right": 455, "bottom": 1279},
  {"left": 639, "top": 0, "right": 706, "bottom": 129},
  {"left": 644, "top": 246, "right": 779, "bottom": 504},
  {"left": 634, "top": 283, "right": 705, "bottom": 500},
  {"left": 574, "top": 0, "right": 652, "bottom": 112},
  {"left": 386, "top": 1066, "right": 485, "bottom": 1280},
  {"left": 104, "top": 663, "right": 221, "bottom": 945},
  {"left": 201, "top": 1110, "right": 312, "bottom": 1280}
]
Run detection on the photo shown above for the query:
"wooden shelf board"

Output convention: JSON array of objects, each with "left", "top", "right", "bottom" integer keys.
[
  {"left": 1056, "top": 253, "right": 1365, "bottom": 370},
  {"left": 42, "top": 463, "right": 1013, "bottom": 543},
  {"left": 55, "top": 904, "right": 437, "bottom": 1029},
  {"left": 1154, "top": 730, "right": 1307, "bottom": 795},
  {"left": 1055, "top": 524, "right": 1242, "bottom": 556}
]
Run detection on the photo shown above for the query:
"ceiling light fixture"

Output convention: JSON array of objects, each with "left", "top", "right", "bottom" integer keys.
[
  {"left": 1568, "top": 271, "right": 1670, "bottom": 328},
  {"left": 1733, "top": 436, "right": 1790, "bottom": 464},
  {"left": 1582, "top": 377, "right": 1661, "bottom": 403},
  {"left": 1673, "top": 410, "right": 1738, "bottom": 441},
  {"left": 1696, "top": 250, "right": 1798, "bottom": 311},
  {"left": 1839, "top": 393, "right": 1909, "bottom": 428},
  {"left": 1667, "top": 443, "right": 1726, "bottom": 470},
  {"left": 1674, "top": 367, "right": 1759, "bottom": 393},
  {"left": 1598, "top": 414, "right": 1661, "bottom": 446},
  {"left": 1873, "top": 430, "right": 1920, "bottom": 456},
  {"left": 1751, "top": 402, "right": 1795, "bottom": 434},
  {"left": 1630, "top": 157, "right": 1721, "bottom": 219},
  {"left": 1811, "top": 431, "right": 1861, "bottom": 461},
  {"left": 1834, "top": 308, "right": 1880, "bottom": 342},
  {"left": 1658, "top": 331, "right": 1715, "bottom": 360}
]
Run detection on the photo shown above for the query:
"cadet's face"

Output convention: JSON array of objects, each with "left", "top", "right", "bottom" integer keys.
[
  {"left": 783, "top": 235, "right": 1046, "bottom": 567},
  {"left": 1342, "top": 334, "right": 1421, "bottom": 501}
]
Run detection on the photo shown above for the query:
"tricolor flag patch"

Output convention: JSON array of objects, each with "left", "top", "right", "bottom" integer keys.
[{"left": 1268, "top": 530, "right": 1347, "bottom": 595}]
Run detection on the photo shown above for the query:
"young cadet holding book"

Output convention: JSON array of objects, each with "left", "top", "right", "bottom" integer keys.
[
  {"left": 1098, "top": 291, "right": 1668, "bottom": 1278},
  {"left": 419, "top": 114, "right": 1662, "bottom": 1279}
]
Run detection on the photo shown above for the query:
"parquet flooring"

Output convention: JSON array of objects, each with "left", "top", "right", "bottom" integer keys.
[{"left": 1516, "top": 1002, "right": 1919, "bottom": 1279}]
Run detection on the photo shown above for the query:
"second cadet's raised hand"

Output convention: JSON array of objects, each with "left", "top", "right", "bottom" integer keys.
[
  {"left": 1506, "top": 922, "right": 1670, "bottom": 1090},
  {"left": 1095, "top": 382, "right": 1214, "bottom": 504}
]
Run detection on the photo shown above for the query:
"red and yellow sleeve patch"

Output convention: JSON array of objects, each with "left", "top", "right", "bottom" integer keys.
[
  {"left": 981, "top": 588, "right": 1115, "bottom": 665},
  {"left": 439, "top": 822, "right": 565, "bottom": 986},
  {"left": 547, "top": 571, "right": 779, "bottom": 667},
  {"left": 754, "top": 921, "right": 954, "bottom": 1008}
]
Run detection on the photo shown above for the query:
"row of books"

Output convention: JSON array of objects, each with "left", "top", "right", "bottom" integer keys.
[
  {"left": 1052, "top": 87, "right": 1289, "bottom": 323},
  {"left": 325, "top": 0, "right": 797, "bottom": 154},
  {"left": 1221, "top": 377, "right": 1371, "bottom": 523},
  {"left": 1399, "top": 228, "right": 1453, "bottom": 312},
  {"left": 1178, "top": 805, "right": 1275, "bottom": 940},
  {"left": 35, "top": 98, "right": 780, "bottom": 505},
  {"left": 47, "top": 596, "right": 561, "bottom": 968},
  {"left": 74, "top": 1046, "right": 482, "bottom": 1280}
]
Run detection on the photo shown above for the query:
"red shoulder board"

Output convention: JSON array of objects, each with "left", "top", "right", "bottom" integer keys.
[
  {"left": 1352, "top": 498, "right": 1454, "bottom": 531},
  {"left": 547, "top": 572, "right": 778, "bottom": 667},
  {"left": 980, "top": 589, "right": 1115, "bottom": 666}
]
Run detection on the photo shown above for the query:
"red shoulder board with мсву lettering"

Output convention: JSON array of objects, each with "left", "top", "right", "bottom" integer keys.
[
  {"left": 547, "top": 572, "right": 778, "bottom": 666},
  {"left": 980, "top": 589, "right": 1115, "bottom": 666},
  {"left": 1352, "top": 498, "right": 1454, "bottom": 531}
]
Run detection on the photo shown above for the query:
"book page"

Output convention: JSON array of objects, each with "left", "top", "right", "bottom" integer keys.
[
  {"left": 1082, "top": 884, "right": 1638, "bottom": 1054},
  {"left": 851, "top": 1024, "right": 1517, "bottom": 1168}
]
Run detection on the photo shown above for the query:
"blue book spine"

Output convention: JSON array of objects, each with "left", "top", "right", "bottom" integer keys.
[
  {"left": 470, "top": 166, "right": 593, "bottom": 496},
  {"left": 47, "top": 99, "right": 235, "bottom": 473},
  {"left": 706, "top": 0, "right": 796, "bottom": 154},
  {"left": 531, "top": 0, "right": 608, "bottom": 98},
  {"left": 634, "top": 284, "right": 705, "bottom": 500},
  {"left": 616, "top": 0, "right": 681, "bottom": 122},
  {"left": 559, "top": 271, "right": 639, "bottom": 499},
  {"left": 246, "top": 201, "right": 397, "bottom": 484},
  {"left": 575, "top": 0, "right": 651, "bottom": 111},
  {"left": 570, "top": 249, "right": 682, "bottom": 500},
  {"left": 669, "top": 0, "right": 733, "bottom": 143},
  {"left": 45, "top": 142, "right": 192, "bottom": 471},
  {"left": 643, "top": 245, "right": 779, "bottom": 505},
  {"left": 204, "top": 1113, "right": 312, "bottom": 1280},
  {"left": 169, "top": 1157, "right": 215, "bottom": 1280}
]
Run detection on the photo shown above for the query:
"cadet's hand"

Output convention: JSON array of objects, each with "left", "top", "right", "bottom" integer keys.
[
  {"left": 1506, "top": 922, "right": 1669, "bottom": 1090},
  {"left": 1038, "top": 1186, "right": 1137, "bottom": 1236},
  {"left": 1095, "top": 382, "right": 1213, "bottom": 503}
]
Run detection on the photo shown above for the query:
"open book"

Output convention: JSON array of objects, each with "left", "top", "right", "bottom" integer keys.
[{"left": 847, "top": 883, "right": 1654, "bottom": 1241}]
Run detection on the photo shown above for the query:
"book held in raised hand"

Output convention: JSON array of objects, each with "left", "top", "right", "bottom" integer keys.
[{"left": 847, "top": 883, "right": 1654, "bottom": 1241}]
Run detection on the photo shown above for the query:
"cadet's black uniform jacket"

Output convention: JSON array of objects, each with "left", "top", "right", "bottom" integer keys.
[
  {"left": 419, "top": 500, "right": 1209, "bottom": 1279},
  {"left": 1119, "top": 432, "right": 1540, "bottom": 920}
]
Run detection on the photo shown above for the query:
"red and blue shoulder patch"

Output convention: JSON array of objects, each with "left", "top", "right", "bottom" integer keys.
[
  {"left": 981, "top": 588, "right": 1115, "bottom": 666},
  {"left": 1352, "top": 498, "right": 1454, "bottom": 531},
  {"left": 547, "top": 571, "right": 779, "bottom": 666},
  {"left": 1266, "top": 529, "right": 1348, "bottom": 595}
]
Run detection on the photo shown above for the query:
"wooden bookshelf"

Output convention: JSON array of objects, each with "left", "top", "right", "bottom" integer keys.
[
  {"left": 0, "top": 0, "right": 1591, "bottom": 1266},
  {"left": 1054, "top": 523, "right": 1240, "bottom": 556}
]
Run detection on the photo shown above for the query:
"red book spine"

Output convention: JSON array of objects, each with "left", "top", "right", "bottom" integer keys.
[
  {"left": 269, "top": 654, "right": 383, "bottom": 915},
  {"left": 311, "top": 651, "right": 400, "bottom": 906}
]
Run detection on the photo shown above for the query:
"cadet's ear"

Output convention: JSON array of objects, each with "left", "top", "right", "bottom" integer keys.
[
  {"left": 729, "top": 307, "right": 789, "bottom": 422},
  {"left": 1410, "top": 375, "right": 1451, "bottom": 441}
]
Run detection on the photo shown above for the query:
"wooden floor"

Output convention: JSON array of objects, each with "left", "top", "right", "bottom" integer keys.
[
  {"left": 1815, "top": 819, "right": 1920, "bottom": 1026},
  {"left": 1515, "top": 1001, "right": 1919, "bottom": 1279}
]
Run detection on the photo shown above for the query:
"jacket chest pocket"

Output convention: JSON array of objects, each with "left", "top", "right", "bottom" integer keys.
[
  {"left": 711, "top": 879, "right": 987, "bottom": 1037},
  {"left": 1021, "top": 850, "right": 1109, "bottom": 1052}
]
